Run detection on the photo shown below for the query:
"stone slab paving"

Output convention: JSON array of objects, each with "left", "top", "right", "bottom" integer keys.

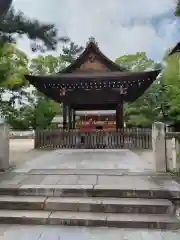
[
  {"left": 0, "top": 225, "right": 180, "bottom": 239},
  {"left": 0, "top": 171, "right": 180, "bottom": 193},
  {"left": 12, "top": 149, "right": 155, "bottom": 173},
  {"left": 9, "top": 139, "right": 50, "bottom": 168}
]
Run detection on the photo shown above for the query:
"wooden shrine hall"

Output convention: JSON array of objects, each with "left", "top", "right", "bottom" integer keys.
[{"left": 25, "top": 41, "right": 161, "bottom": 130}]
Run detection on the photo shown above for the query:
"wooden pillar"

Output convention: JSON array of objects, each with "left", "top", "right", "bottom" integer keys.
[
  {"left": 68, "top": 106, "right": 72, "bottom": 129},
  {"left": 72, "top": 109, "right": 76, "bottom": 129},
  {"left": 120, "top": 101, "right": 124, "bottom": 128},
  {"left": 63, "top": 104, "right": 67, "bottom": 129},
  {"left": 116, "top": 101, "right": 123, "bottom": 130},
  {"left": 116, "top": 105, "right": 120, "bottom": 130}
]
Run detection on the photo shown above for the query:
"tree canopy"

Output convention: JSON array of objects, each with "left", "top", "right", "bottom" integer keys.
[
  {"left": 176, "top": 0, "right": 180, "bottom": 16},
  {"left": 115, "top": 53, "right": 164, "bottom": 127},
  {"left": 0, "top": 40, "right": 84, "bottom": 130}
]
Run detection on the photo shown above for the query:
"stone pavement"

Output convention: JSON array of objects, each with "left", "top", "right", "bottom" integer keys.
[
  {"left": 12, "top": 149, "right": 155, "bottom": 173},
  {"left": 9, "top": 139, "right": 50, "bottom": 168},
  {"left": 1, "top": 170, "right": 180, "bottom": 192},
  {"left": 1, "top": 148, "right": 180, "bottom": 235},
  {"left": 0, "top": 225, "right": 180, "bottom": 239}
]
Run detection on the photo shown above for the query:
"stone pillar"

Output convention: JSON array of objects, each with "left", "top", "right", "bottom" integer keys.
[
  {"left": 166, "top": 136, "right": 179, "bottom": 171},
  {"left": 172, "top": 137, "right": 177, "bottom": 170},
  {"left": 152, "top": 122, "right": 166, "bottom": 172},
  {"left": 0, "top": 123, "right": 9, "bottom": 171},
  {"left": 63, "top": 104, "right": 67, "bottom": 129}
]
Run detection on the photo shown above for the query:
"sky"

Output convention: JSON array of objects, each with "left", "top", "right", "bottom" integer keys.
[{"left": 13, "top": 0, "right": 180, "bottom": 62}]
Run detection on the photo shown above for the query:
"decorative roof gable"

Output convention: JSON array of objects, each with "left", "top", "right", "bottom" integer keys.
[{"left": 61, "top": 41, "right": 126, "bottom": 73}]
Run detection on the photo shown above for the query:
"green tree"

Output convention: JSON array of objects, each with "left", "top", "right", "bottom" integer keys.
[
  {"left": 30, "top": 55, "right": 66, "bottom": 74},
  {"left": 0, "top": 43, "right": 32, "bottom": 129},
  {"left": 27, "top": 40, "right": 83, "bottom": 129},
  {"left": 0, "top": 51, "right": 63, "bottom": 130},
  {"left": 0, "top": 3, "right": 69, "bottom": 84},
  {"left": 115, "top": 52, "right": 163, "bottom": 127},
  {"left": 0, "top": 43, "right": 28, "bottom": 87},
  {"left": 25, "top": 54, "right": 66, "bottom": 129},
  {"left": 0, "top": 6, "right": 68, "bottom": 52},
  {"left": 61, "top": 41, "right": 83, "bottom": 64},
  {"left": 176, "top": 0, "right": 180, "bottom": 16},
  {"left": 7, "top": 98, "right": 60, "bottom": 130},
  {"left": 116, "top": 52, "right": 156, "bottom": 71},
  {"left": 162, "top": 53, "right": 180, "bottom": 125},
  {"left": 0, "top": 43, "right": 30, "bottom": 118}
]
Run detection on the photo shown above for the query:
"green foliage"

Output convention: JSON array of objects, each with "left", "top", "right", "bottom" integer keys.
[
  {"left": 115, "top": 52, "right": 156, "bottom": 71},
  {"left": 0, "top": 3, "right": 69, "bottom": 83},
  {"left": 61, "top": 41, "right": 83, "bottom": 64},
  {"left": 175, "top": 0, "right": 180, "bottom": 16},
  {"left": 0, "top": 43, "right": 28, "bottom": 88},
  {"left": 116, "top": 51, "right": 180, "bottom": 127},
  {"left": 33, "top": 98, "right": 60, "bottom": 129},
  {"left": 162, "top": 54, "right": 180, "bottom": 123},
  {"left": 0, "top": 7, "right": 68, "bottom": 52},
  {"left": 0, "top": 43, "right": 29, "bottom": 115},
  {"left": 26, "top": 54, "right": 65, "bottom": 129},
  {"left": 0, "top": 39, "right": 83, "bottom": 130},
  {"left": 116, "top": 52, "right": 163, "bottom": 127},
  {"left": 0, "top": 47, "right": 63, "bottom": 130},
  {"left": 30, "top": 55, "right": 66, "bottom": 74},
  {"left": 0, "top": 2, "right": 81, "bottom": 130},
  {"left": 3, "top": 98, "right": 60, "bottom": 130}
]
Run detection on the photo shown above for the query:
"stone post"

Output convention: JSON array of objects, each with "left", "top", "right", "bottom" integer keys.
[
  {"left": 152, "top": 122, "right": 166, "bottom": 172},
  {"left": 0, "top": 122, "right": 9, "bottom": 171}
]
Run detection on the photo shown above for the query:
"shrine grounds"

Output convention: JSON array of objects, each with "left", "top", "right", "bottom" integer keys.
[{"left": 0, "top": 138, "right": 178, "bottom": 239}]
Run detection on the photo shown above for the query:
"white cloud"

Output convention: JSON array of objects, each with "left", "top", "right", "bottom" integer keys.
[{"left": 13, "top": 0, "right": 179, "bottom": 61}]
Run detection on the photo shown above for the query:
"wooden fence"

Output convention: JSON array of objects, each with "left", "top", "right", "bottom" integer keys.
[{"left": 34, "top": 128, "right": 152, "bottom": 150}]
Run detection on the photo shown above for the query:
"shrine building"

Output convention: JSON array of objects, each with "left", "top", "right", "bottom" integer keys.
[{"left": 25, "top": 40, "right": 161, "bottom": 131}]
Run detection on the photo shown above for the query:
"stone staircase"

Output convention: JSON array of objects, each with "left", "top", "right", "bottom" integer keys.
[{"left": 0, "top": 185, "right": 179, "bottom": 229}]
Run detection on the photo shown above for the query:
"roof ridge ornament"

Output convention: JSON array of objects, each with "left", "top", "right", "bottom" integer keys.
[{"left": 87, "top": 37, "right": 98, "bottom": 46}]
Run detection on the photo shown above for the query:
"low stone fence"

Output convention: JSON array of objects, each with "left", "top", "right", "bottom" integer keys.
[{"left": 166, "top": 132, "right": 180, "bottom": 171}]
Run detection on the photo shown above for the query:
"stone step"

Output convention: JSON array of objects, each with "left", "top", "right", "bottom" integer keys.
[
  {"left": 0, "top": 210, "right": 178, "bottom": 229},
  {"left": 28, "top": 169, "right": 159, "bottom": 176},
  {"left": 0, "top": 196, "right": 173, "bottom": 214},
  {"left": 0, "top": 185, "right": 179, "bottom": 199}
]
